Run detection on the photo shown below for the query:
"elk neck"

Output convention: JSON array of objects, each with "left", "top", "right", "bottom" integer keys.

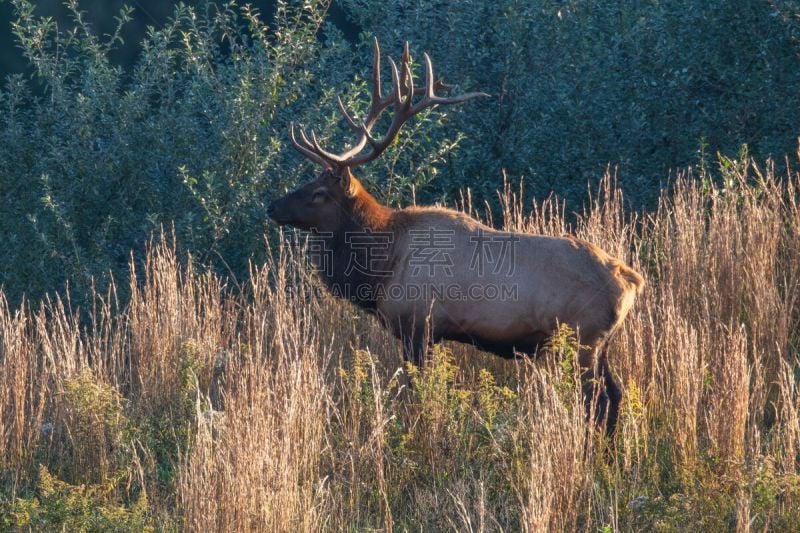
[
  {"left": 345, "top": 178, "right": 395, "bottom": 232},
  {"left": 312, "top": 177, "right": 396, "bottom": 312}
]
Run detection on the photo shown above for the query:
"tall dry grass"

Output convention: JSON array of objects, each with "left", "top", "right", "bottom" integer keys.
[{"left": 2, "top": 156, "right": 800, "bottom": 530}]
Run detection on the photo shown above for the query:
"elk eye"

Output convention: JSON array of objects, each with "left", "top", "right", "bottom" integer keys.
[{"left": 311, "top": 190, "right": 327, "bottom": 204}]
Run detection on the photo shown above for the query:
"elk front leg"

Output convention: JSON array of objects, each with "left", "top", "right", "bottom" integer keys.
[
  {"left": 392, "top": 313, "right": 428, "bottom": 368},
  {"left": 402, "top": 333, "right": 426, "bottom": 368}
]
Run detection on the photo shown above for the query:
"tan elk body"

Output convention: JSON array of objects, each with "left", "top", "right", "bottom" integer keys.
[
  {"left": 387, "top": 203, "right": 643, "bottom": 355},
  {"left": 268, "top": 39, "right": 643, "bottom": 433}
]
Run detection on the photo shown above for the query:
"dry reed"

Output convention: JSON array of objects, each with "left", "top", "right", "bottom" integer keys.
[{"left": 2, "top": 157, "right": 800, "bottom": 531}]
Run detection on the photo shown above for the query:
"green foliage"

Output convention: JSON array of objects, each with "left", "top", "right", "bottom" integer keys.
[
  {"left": 389, "top": 347, "right": 520, "bottom": 527},
  {"left": 407, "top": 344, "right": 469, "bottom": 429},
  {"left": 134, "top": 342, "right": 210, "bottom": 494},
  {"left": 59, "top": 370, "right": 138, "bottom": 488},
  {"left": 3, "top": 371, "right": 156, "bottom": 530},
  {"left": 1, "top": 348, "right": 204, "bottom": 527},
  {"left": 332, "top": 344, "right": 521, "bottom": 529},
  {"left": 0, "top": 0, "right": 459, "bottom": 309},
  {"left": 1, "top": 466, "right": 153, "bottom": 532},
  {"left": 624, "top": 460, "right": 800, "bottom": 532},
  {"left": 341, "top": 0, "right": 800, "bottom": 205},
  {"left": 476, "top": 367, "right": 516, "bottom": 427},
  {"left": 544, "top": 322, "right": 584, "bottom": 408}
]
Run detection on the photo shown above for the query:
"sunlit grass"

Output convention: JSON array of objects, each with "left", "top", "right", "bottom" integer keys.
[{"left": 2, "top": 159, "right": 800, "bottom": 530}]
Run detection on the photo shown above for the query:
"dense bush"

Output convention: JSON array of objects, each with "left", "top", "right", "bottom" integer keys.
[
  {"left": 342, "top": 0, "right": 800, "bottom": 202},
  {"left": 1, "top": 0, "right": 799, "bottom": 307},
  {"left": 0, "top": 0, "right": 457, "bottom": 307}
]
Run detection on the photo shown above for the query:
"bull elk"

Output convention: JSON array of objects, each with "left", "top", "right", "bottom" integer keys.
[{"left": 267, "top": 39, "right": 644, "bottom": 434}]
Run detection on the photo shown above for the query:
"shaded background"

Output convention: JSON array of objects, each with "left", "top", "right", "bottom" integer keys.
[
  {"left": 0, "top": 0, "right": 360, "bottom": 76},
  {"left": 1, "top": 0, "right": 799, "bottom": 309}
]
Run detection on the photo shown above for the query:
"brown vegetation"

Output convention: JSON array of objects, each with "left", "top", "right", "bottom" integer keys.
[{"left": 2, "top": 158, "right": 800, "bottom": 530}]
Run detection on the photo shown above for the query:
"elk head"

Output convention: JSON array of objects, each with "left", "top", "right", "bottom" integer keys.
[{"left": 267, "top": 38, "right": 488, "bottom": 233}]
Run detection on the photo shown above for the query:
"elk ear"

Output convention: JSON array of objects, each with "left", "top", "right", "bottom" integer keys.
[{"left": 340, "top": 167, "right": 357, "bottom": 197}]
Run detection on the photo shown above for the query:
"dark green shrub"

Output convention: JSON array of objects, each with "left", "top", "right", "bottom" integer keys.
[
  {"left": 3, "top": 0, "right": 798, "bottom": 309},
  {"left": 341, "top": 0, "right": 800, "bottom": 206},
  {"left": 0, "top": 0, "right": 457, "bottom": 308}
]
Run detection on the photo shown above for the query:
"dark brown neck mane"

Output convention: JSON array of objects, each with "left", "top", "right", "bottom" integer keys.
[
  {"left": 313, "top": 178, "right": 396, "bottom": 312},
  {"left": 347, "top": 179, "right": 394, "bottom": 232}
]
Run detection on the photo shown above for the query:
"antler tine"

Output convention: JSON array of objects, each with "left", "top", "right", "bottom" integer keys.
[
  {"left": 372, "top": 37, "right": 382, "bottom": 104},
  {"left": 332, "top": 39, "right": 388, "bottom": 144},
  {"left": 309, "top": 130, "right": 325, "bottom": 152},
  {"left": 302, "top": 126, "right": 351, "bottom": 165},
  {"left": 298, "top": 127, "right": 314, "bottom": 149},
  {"left": 336, "top": 96, "right": 361, "bottom": 133},
  {"left": 387, "top": 57, "right": 403, "bottom": 108},
  {"left": 356, "top": 37, "right": 394, "bottom": 130},
  {"left": 359, "top": 122, "right": 380, "bottom": 148},
  {"left": 354, "top": 38, "right": 393, "bottom": 132},
  {"left": 403, "top": 60, "right": 415, "bottom": 109},
  {"left": 400, "top": 42, "right": 411, "bottom": 92},
  {"left": 295, "top": 125, "right": 363, "bottom": 166},
  {"left": 424, "top": 52, "right": 436, "bottom": 99},
  {"left": 308, "top": 125, "right": 376, "bottom": 165},
  {"left": 289, "top": 123, "right": 332, "bottom": 168},
  {"left": 412, "top": 53, "right": 490, "bottom": 112},
  {"left": 309, "top": 130, "right": 360, "bottom": 164},
  {"left": 288, "top": 39, "right": 489, "bottom": 171}
]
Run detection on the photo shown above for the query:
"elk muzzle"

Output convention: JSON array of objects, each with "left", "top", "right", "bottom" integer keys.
[{"left": 266, "top": 197, "right": 293, "bottom": 226}]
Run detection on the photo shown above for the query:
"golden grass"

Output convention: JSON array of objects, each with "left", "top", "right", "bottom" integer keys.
[{"left": 2, "top": 157, "right": 800, "bottom": 531}]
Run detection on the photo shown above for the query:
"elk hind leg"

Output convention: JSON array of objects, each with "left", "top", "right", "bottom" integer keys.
[
  {"left": 600, "top": 353, "right": 622, "bottom": 436},
  {"left": 578, "top": 347, "right": 611, "bottom": 432}
]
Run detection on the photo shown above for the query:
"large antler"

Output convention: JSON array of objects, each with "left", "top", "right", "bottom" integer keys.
[{"left": 290, "top": 38, "right": 489, "bottom": 170}]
